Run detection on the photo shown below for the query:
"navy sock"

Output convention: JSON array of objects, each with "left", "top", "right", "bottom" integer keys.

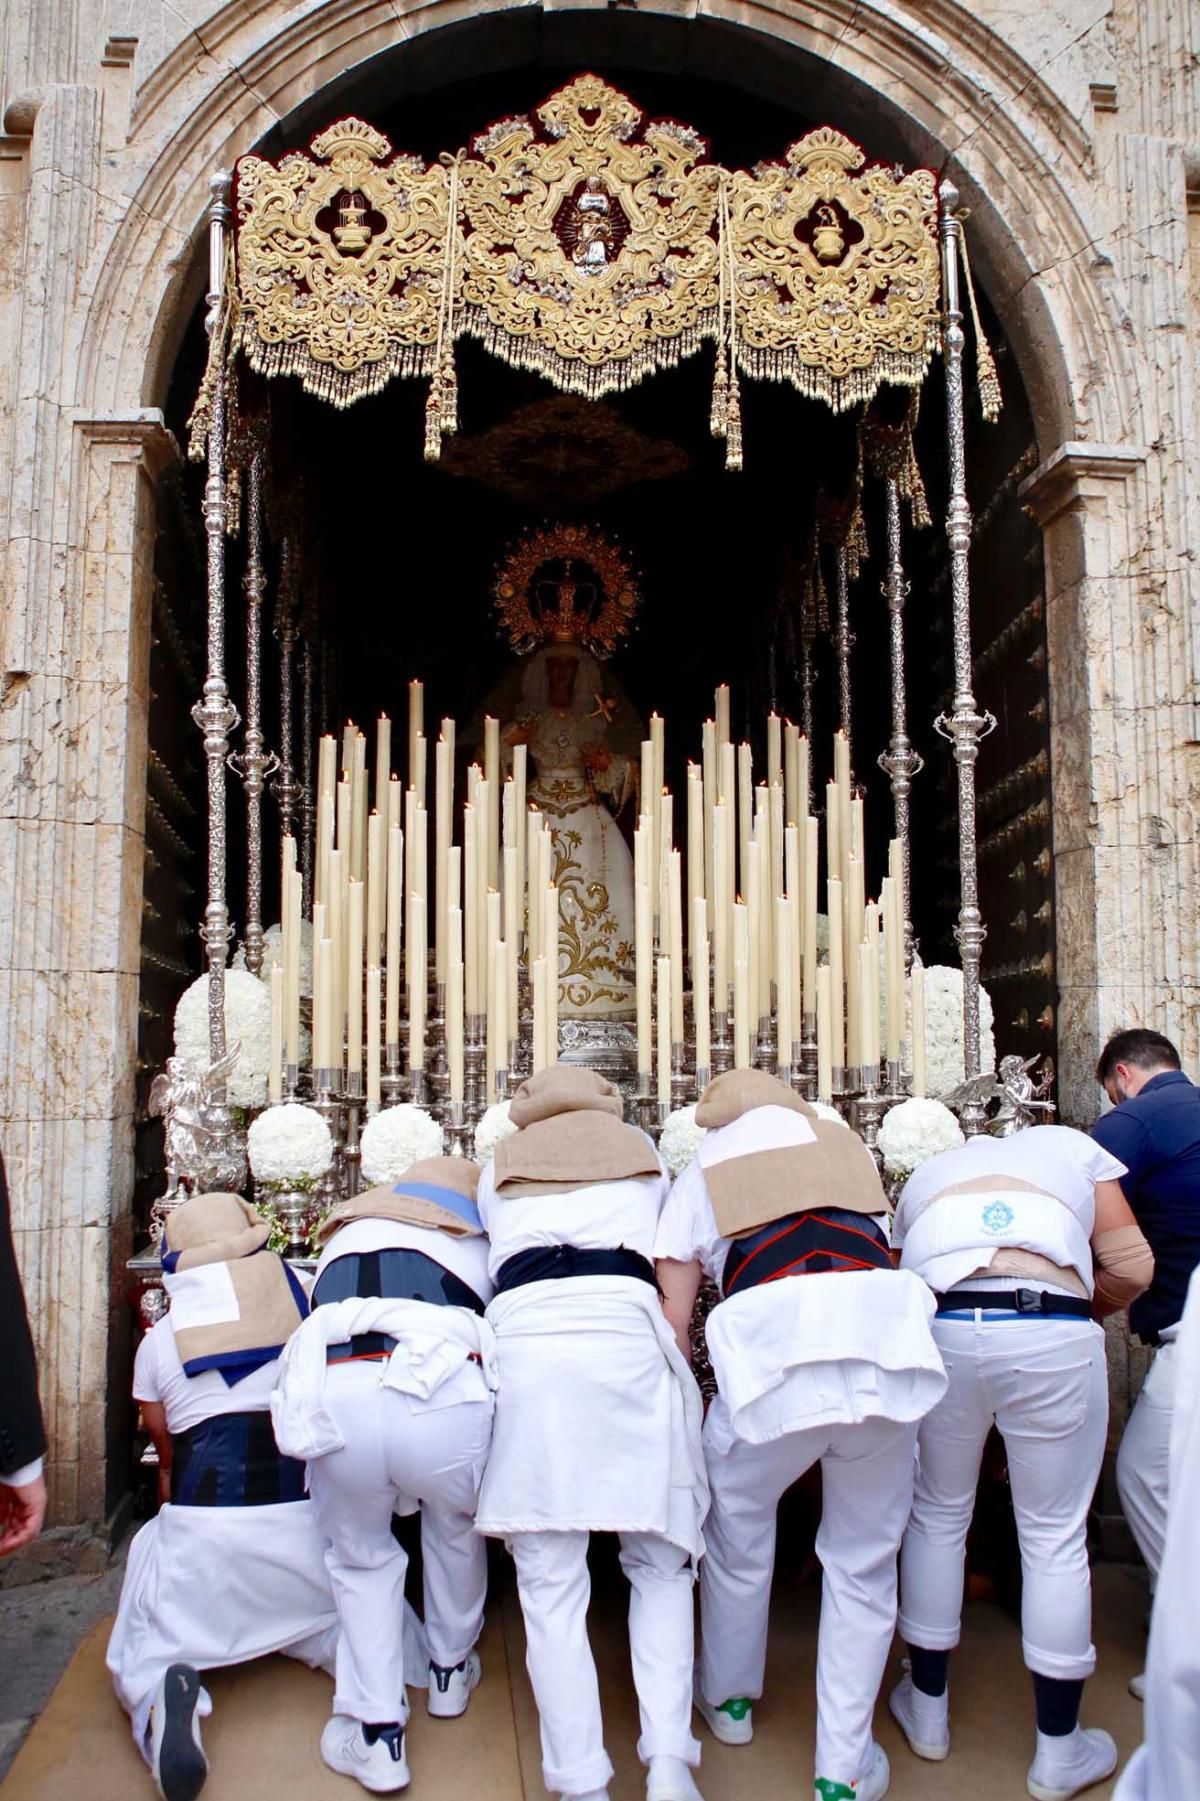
[
  {"left": 908, "top": 1645, "right": 949, "bottom": 1697},
  {"left": 1032, "top": 1675, "right": 1083, "bottom": 1736}
]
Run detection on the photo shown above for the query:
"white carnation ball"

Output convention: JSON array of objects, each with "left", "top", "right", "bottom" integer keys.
[
  {"left": 360, "top": 1104, "right": 444, "bottom": 1186},
  {"left": 247, "top": 1102, "right": 333, "bottom": 1188},
  {"left": 474, "top": 1101, "right": 518, "bottom": 1163},
  {"left": 174, "top": 968, "right": 273, "bottom": 1112},
  {"left": 659, "top": 1104, "right": 706, "bottom": 1178},
  {"left": 877, "top": 1096, "right": 965, "bottom": 1179}
]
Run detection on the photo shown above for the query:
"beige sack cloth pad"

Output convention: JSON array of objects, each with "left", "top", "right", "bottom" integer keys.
[{"left": 318, "top": 1157, "right": 483, "bottom": 1243}]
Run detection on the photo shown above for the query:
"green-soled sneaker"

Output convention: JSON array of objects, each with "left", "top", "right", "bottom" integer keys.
[
  {"left": 814, "top": 1740, "right": 890, "bottom": 1801},
  {"left": 694, "top": 1693, "right": 754, "bottom": 1745}
]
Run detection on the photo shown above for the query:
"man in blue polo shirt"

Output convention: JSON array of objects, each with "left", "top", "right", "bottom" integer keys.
[{"left": 1092, "top": 1028, "right": 1200, "bottom": 1664}]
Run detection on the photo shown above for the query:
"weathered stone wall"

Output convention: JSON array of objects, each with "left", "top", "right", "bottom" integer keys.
[{"left": 0, "top": 0, "right": 1195, "bottom": 1524}]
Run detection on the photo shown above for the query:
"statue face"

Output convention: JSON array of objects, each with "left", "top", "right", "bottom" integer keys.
[{"left": 546, "top": 653, "right": 580, "bottom": 708}]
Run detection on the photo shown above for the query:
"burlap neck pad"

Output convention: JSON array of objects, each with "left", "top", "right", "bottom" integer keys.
[
  {"left": 164, "top": 1191, "right": 271, "bottom": 1270},
  {"left": 494, "top": 1111, "right": 660, "bottom": 1197},
  {"left": 962, "top": 1248, "right": 1088, "bottom": 1297},
  {"left": 508, "top": 1065, "right": 623, "bottom": 1127},
  {"left": 318, "top": 1158, "right": 483, "bottom": 1244},
  {"left": 168, "top": 1250, "right": 305, "bottom": 1373},
  {"left": 696, "top": 1068, "right": 815, "bottom": 1130},
  {"left": 698, "top": 1102, "right": 885, "bottom": 1238}
]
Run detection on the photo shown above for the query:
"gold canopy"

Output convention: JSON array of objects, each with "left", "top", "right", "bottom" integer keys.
[{"left": 204, "top": 75, "right": 960, "bottom": 464}]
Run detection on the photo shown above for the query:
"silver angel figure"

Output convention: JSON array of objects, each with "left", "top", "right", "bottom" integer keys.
[
  {"left": 147, "top": 1046, "right": 248, "bottom": 1234},
  {"left": 940, "top": 1052, "right": 1056, "bottom": 1136}
]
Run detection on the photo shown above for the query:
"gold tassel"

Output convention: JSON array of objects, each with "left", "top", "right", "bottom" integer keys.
[
  {"left": 710, "top": 347, "right": 728, "bottom": 439},
  {"left": 440, "top": 347, "right": 458, "bottom": 437},
  {"left": 724, "top": 368, "right": 743, "bottom": 471},
  {"left": 424, "top": 378, "right": 443, "bottom": 462},
  {"left": 958, "top": 226, "right": 1002, "bottom": 424}
]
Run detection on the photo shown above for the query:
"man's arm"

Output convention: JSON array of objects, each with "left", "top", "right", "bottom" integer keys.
[
  {"left": 140, "top": 1401, "right": 173, "bottom": 1508},
  {"left": 1091, "top": 1109, "right": 1149, "bottom": 1198},
  {"left": 657, "top": 1257, "right": 703, "bottom": 1361}
]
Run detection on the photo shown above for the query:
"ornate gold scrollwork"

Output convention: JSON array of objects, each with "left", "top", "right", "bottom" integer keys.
[
  {"left": 728, "top": 128, "right": 940, "bottom": 412},
  {"left": 458, "top": 75, "right": 721, "bottom": 395},
  {"left": 232, "top": 118, "right": 450, "bottom": 407},
  {"left": 493, "top": 522, "right": 640, "bottom": 657}
]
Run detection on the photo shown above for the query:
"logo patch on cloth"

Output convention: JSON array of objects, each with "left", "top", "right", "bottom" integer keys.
[{"left": 981, "top": 1200, "right": 1016, "bottom": 1236}]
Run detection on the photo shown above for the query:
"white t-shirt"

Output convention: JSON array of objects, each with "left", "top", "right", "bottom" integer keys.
[
  {"left": 134, "top": 1315, "right": 280, "bottom": 1437},
  {"left": 654, "top": 1156, "right": 890, "bottom": 1289},
  {"left": 313, "top": 1216, "right": 494, "bottom": 1304},
  {"left": 894, "top": 1125, "right": 1126, "bottom": 1243},
  {"left": 476, "top": 1163, "right": 669, "bottom": 1284}
]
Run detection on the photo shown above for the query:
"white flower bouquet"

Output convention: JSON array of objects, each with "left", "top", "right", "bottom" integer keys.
[
  {"left": 659, "top": 1104, "right": 705, "bottom": 1177},
  {"left": 877, "top": 1096, "right": 965, "bottom": 1179},
  {"left": 474, "top": 1101, "right": 517, "bottom": 1163},
  {"left": 247, "top": 1102, "right": 334, "bottom": 1192},
  {"left": 174, "top": 969, "right": 273, "bottom": 1112},
  {"left": 360, "top": 1103, "right": 444, "bottom": 1186},
  {"left": 923, "top": 965, "right": 996, "bottom": 1099},
  {"left": 233, "top": 919, "right": 314, "bottom": 998}
]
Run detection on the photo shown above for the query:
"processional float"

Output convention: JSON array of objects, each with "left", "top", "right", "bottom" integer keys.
[{"left": 152, "top": 74, "right": 1032, "bottom": 1255}]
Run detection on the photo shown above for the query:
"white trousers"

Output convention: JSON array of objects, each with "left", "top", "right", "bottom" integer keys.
[
  {"left": 899, "top": 1315, "right": 1108, "bottom": 1681},
  {"left": 698, "top": 1396, "right": 918, "bottom": 1787},
  {"left": 106, "top": 1500, "right": 340, "bottom": 1760},
  {"left": 510, "top": 1529, "right": 699, "bottom": 1796},
  {"left": 305, "top": 1362, "right": 494, "bottom": 1723},
  {"left": 1116, "top": 1339, "right": 1176, "bottom": 1582}
]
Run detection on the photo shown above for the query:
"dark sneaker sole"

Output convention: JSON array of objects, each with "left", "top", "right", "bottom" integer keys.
[{"left": 157, "top": 1664, "right": 208, "bottom": 1801}]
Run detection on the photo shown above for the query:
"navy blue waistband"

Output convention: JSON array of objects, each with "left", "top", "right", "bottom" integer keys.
[
  {"left": 495, "top": 1245, "right": 657, "bottom": 1293},
  {"left": 170, "top": 1411, "right": 306, "bottom": 1507}
]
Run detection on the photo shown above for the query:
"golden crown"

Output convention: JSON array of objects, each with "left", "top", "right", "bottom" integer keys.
[{"left": 493, "top": 523, "right": 640, "bottom": 658}]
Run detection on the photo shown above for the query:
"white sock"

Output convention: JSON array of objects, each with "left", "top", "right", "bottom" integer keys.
[{"left": 648, "top": 1755, "right": 703, "bottom": 1799}]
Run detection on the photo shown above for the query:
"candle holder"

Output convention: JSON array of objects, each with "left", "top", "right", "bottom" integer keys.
[
  {"left": 671, "top": 1044, "right": 689, "bottom": 1111},
  {"left": 311, "top": 1069, "right": 343, "bottom": 1203},
  {"left": 381, "top": 1044, "right": 404, "bottom": 1108},
  {"left": 851, "top": 1082, "right": 888, "bottom": 1168},
  {"left": 429, "top": 985, "right": 449, "bottom": 1103},
  {"left": 712, "top": 1010, "right": 733, "bottom": 1076},
  {"left": 273, "top": 1187, "right": 316, "bottom": 1259},
  {"left": 756, "top": 1015, "right": 776, "bottom": 1074},
  {"left": 409, "top": 1065, "right": 430, "bottom": 1109},
  {"left": 832, "top": 1065, "right": 847, "bottom": 1098},
  {"left": 494, "top": 1067, "right": 509, "bottom": 1105},
  {"left": 800, "top": 1016, "right": 818, "bottom": 1097},
  {"left": 693, "top": 1063, "right": 711, "bottom": 1101},
  {"left": 844, "top": 1065, "right": 864, "bottom": 1099},
  {"left": 343, "top": 1070, "right": 363, "bottom": 1198},
  {"left": 464, "top": 1015, "right": 487, "bottom": 1126},
  {"left": 444, "top": 1099, "right": 472, "bottom": 1159},
  {"left": 634, "top": 1072, "right": 656, "bottom": 1134},
  {"left": 284, "top": 1060, "right": 301, "bottom": 1102},
  {"left": 883, "top": 1059, "right": 907, "bottom": 1101}
]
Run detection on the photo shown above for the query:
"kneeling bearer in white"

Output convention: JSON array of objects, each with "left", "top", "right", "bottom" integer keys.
[
  {"left": 891, "top": 1123, "right": 1154, "bottom": 1801},
  {"left": 655, "top": 1071, "right": 948, "bottom": 1801},
  {"left": 106, "top": 1192, "right": 342, "bottom": 1801},
  {"left": 272, "top": 1157, "right": 498, "bottom": 1794},
  {"left": 474, "top": 1067, "right": 709, "bottom": 1801}
]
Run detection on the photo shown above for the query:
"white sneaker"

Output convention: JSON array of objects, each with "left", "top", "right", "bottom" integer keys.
[
  {"left": 426, "top": 1650, "right": 482, "bottom": 1718},
  {"left": 149, "top": 1664, "right": 208, "bottom": 1801},
  {"left": 1027, "top": 1727, "right": 1118, "bottom": 1801},
  {"left": 646, "top": 1755, "right": 704, "bottom": 1801},
  {"left": 694, "top": 1691, "right": 754, "bottom": 1745},
  {"left": 815, "top": 1740, "right": 890, "bottom": 1801},
  {"left": 888, "top": 1671, "right": 950, "bottom": 1761},
  {"left": 1128, "top": 1671, "right": 1146, "bottom": 1701},
  {"left": 320, "top": 1716, "right": 410, "bottom": 1793}
]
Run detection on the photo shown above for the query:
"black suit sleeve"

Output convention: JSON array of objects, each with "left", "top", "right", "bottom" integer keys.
[{"left": 0, "top": 1149, "right": 47, "bottom": 1477}]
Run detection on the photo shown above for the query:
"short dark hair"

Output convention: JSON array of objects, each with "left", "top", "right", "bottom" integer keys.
[{"left": 1096, "top": 1028, "right": 1181, "bottom": 1084}]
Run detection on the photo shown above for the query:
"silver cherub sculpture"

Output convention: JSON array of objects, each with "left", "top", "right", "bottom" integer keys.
[
  {"left": 940, "top": 1053, "right": 1056, "bottom": 1136},
  {"left": 147, "top": 1046, "right": 248, "bottom": 1234}
]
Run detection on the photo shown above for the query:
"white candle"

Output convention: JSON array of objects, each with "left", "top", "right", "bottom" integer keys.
[
  {"left": 702, "top": 719, "right": 717, "bottom": 914},
  {"left": 316, "top": 934, "right": 334, "bottom": 1072},
  {"left": 385, "top": 825, "right": 403, "bottom": 1045},
  {"left": 544, "top": 882, "right": 558, "bottom": 1066},
  {"left": 747, "top": 835, "right": 762, "bottom": 1027},
  {"left": 767, "top": 713, "right": 782, "bottom": 792},
  {"left": 668, "top": 849, "right": 685, "bottom": 1044},
  {"left": 713, "top": 801, "right": 730, "bottom": 1017},
  {"left": 911, "top": 959, "right": 927, "bottom": 1097},
  {"left": 447, "top": 954, "right": 464, "bottom": 1104},
  {"left": 798, "top": 734, "right": 810, "bottom": 819},
  {"left": 860, "top": 936, "right": 879, "bottom": 1079},
  {"left": 408, "top": 893, "right": 426, "bottom": 1069},
  {"left": 486, "top": 889, "right": 501, "bottom": 1102},
  {"left": 513, "top": 743, "right": 527, "bottom": 932},
  {"left": 464, "top": 803, "right": 479, "bottom": 1017},
  {"left": 366, "top": 810, "right": 383, "bottom": 966},
  {"left": 715, "top": 683, "right": 731, "bottom": 748},
  {"left": 659, "top": 789, "right": 674, "bottom": 923},
  {"left": 315, "top": 788, "right": 333, "bottom": 911},
  {"left": 827, "top": 875, "right": 844, "bottom": 1075},
  {"left": 816, "top": 964, "right": 833, "bottom": 1101},
  {"left": 366, "top": 964, "right": 381, "bottom": 1106},
  {"left": 503, "top": 845, "right": 519, "bottom": 1056},
  {"left": 825, "top": 779, "right": 841, "bottom": 893},
  {"left": 341, "top": 721, "right": 356, "bottom": 782},
  {"left": 784, "top": 721, "right": 800, "bottom": 825},
  {"left": 327, "top": 848, "right": 344, "bottom": 1071},
  {"left": 531, "top": 956, "right": 548, "bottom": 1074},
  {"left": 733, "top": 901, "right": 750, "bottom": 1069},
  {"left": 776, "top": 896, "right": 793, "bottom": 1070},
  {"left": 268, "top": 962, "right": 283, "bottom": 1103},
  {"left": 834, "top": 731, "right": 852, "bottom": 884},
  {"left": 493, "top": 939, "right": 508, "bottom": 1088},
  {"left": 435, "top": 735, "right": 452, "bottom": 985},
  {"left": 882, "top": 876, "right": 901, "bottom": 1065},
  {"left": 350, "top": 733, "right": 367, "bottom": 882},
  {"left": 803, "top": 816, "right": 818, "bottom": 1019},
  {"left": 374, "top": 716, "right": 391, "bottom": 818},
  {"left": 286, "top": 868, "right": 302, "bottom": 1070},
  {"left": 738, "top": 742, "right": 753, "bottom": 900},
  {"left": 318, "top": 734, "right": 336, "bottom": 810},
  {"left": 346, "top": 879, "right": 364, "bottom": 1077},
  {"left": 657, "top": 956, "right": 672, "bottom": 1106},
  {"left": 693, "top": 900, "right": 711, "bottom": 1077},
  {"left": 336, "top": 778, "right": 351, "bottom": 858},
  {"left": 636, "top": 880, "right": 653, "bottom": 1075},
  {"left": 485, "top": 716, "right": 500, "bottom": 888},
  {"left": 408, "top": 681, "right": 424, "bottom": 789}
]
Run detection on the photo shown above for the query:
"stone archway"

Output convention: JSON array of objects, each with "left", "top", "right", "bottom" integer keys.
[{"left": 3, "top": 1, "right": 1183, "bottom": 1530}]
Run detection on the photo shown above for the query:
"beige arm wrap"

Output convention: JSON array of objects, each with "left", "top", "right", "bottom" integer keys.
[{"left": 1092, "top": 1224, "right": 1155, "bottom": 1311}]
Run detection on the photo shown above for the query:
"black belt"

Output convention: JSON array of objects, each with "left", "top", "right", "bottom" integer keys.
[
  {"left": 936, "top": 1287, "right": 1092, "bottom": 1319},
  {"left": 495, "top": 1245, "right": 657, "bottom": 1293},
  {"left": 326, "top": 1331, "right": 483, "bottom": 1368},
  {"left": 312, "top": 1246, "right": 486, "bottom": 1315},
  {"left": 170, "top": 1412, "right": 307, "bottom": 1507}
]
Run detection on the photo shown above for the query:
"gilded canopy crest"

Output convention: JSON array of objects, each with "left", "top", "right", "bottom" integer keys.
[{"left": 200, "top": 75, "right": 987, "bottom": 463}]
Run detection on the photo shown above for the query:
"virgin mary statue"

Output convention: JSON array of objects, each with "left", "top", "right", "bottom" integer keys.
[{"left": 488, "top": 525, "right": 644, "bottom": 1025}]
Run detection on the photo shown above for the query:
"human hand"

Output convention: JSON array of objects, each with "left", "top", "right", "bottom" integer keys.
[{"left": 0, "top": 1473, "right": 47, "bottom": 1556}]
